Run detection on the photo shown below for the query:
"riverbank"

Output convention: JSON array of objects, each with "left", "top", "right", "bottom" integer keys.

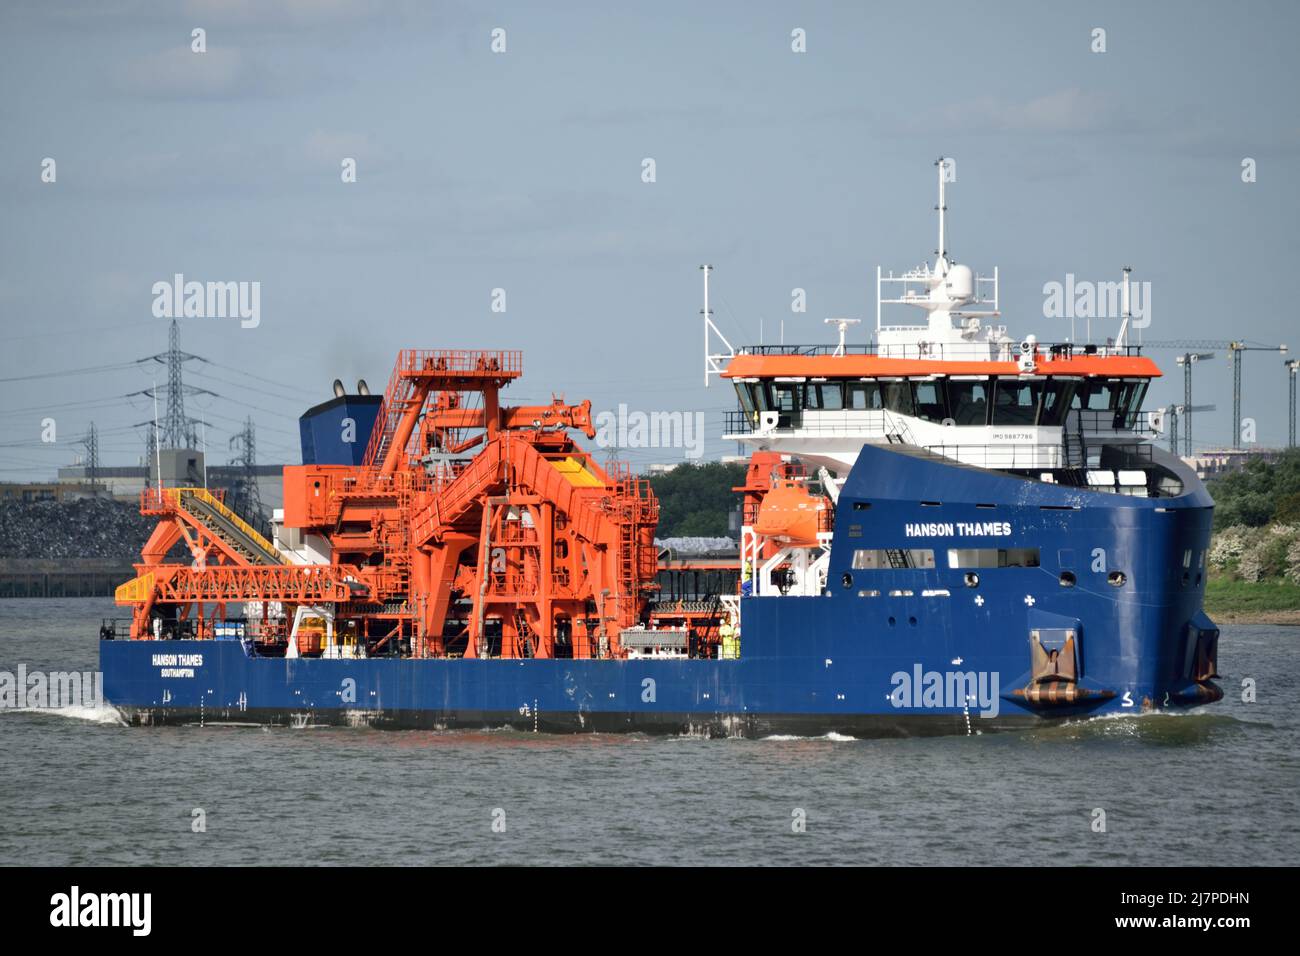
[{"left": 1204, "top": 577, "right": 1300, "bottom": 625}]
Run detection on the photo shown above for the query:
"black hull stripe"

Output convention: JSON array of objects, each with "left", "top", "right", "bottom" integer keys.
[{"left": 117, "top": 706, "right": 1051, "bottom": 738}]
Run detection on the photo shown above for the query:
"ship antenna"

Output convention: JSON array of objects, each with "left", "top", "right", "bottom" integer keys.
[
  {"left": 701, "top": 263, "right": 734, "bottom": 387},
  {"left": 1117, "top": 266, "right": 1133, "bottom": 348},
  {"left": 824, "top": 318, "right": 861, "bottom": 357},
  {"left": 935, "top": 156, "right": 949, "bottom": 270},
  {"left": 702, "top": 263, "right": 711, "bottom": 386}
]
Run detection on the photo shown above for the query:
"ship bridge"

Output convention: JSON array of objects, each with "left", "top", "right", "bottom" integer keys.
[
  {"left": 704, "top": 157, "right": 1171, "bottom": 498},
  {"left": 719, "top": 344, "right": 1161, "bottom": 474}
]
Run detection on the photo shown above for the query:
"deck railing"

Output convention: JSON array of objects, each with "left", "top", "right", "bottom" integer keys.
[{"left": 736, "top": 341, "right": 1145, "bottom": 359}]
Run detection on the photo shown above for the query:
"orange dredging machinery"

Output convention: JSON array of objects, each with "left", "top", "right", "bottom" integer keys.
[{"left": 115, "top": 349, "right": 803, "bottom": 661}]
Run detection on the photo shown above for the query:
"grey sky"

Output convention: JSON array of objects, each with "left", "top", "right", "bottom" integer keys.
[{"left": 2, "top": 0, "right": 1298, "bottom": 477}]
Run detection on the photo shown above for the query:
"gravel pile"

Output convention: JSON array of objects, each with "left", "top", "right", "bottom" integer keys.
[{"left": 0, "top": 498, "right": 157, "bottom": 562}]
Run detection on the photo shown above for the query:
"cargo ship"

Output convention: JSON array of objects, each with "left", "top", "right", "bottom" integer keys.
[{"left": 100, "top": 162, "right": 1222, "bottom": 736}]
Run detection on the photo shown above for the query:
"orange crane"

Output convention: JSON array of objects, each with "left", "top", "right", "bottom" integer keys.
[{"left": 117, "top": 349, "right": 666, "bottom": 660}]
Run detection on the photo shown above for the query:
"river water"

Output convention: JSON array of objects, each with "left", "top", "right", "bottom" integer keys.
[{"left": 1, "top": 597, "right": 1296, "bottom": 866}]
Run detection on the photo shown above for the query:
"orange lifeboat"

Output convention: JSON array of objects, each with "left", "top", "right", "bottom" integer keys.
[
  {"left": 295, "top": 620, "right": 326, "bottom": 657},
  {"left": 752, "top": 479, "right": 829, "bottom": 546}
]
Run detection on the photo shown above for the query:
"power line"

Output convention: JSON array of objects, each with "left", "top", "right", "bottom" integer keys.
[
  {"left": 189, "top": 368, "right": 317, "bottom": 403},
  {"left": 0, "top": 319, "right": 158, "bottom": 345},
  {"left": 0, "top": 394, "right": 145, "bottom": 419},
  {"left": 0, "top": 360, "right": 140, "bottom": 384},
  {"left": 201, "top": 358, "right": 321, "bottom": 397}
]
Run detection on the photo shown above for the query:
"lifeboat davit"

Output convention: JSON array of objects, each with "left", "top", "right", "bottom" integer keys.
[{"left": 752, "top": 479, "right": 829, "bottom": 546}]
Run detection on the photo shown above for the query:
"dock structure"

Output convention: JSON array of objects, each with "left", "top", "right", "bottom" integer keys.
[{"left": 0, "top": 563, "right": 136, "bottom": 598}]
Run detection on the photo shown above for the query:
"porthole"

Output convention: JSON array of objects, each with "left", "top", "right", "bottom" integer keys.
[
  {"left": 1059, "top": 571, "right": 1076, "bottom": 588},
  {"left": 908, "top": 616, "right": 918, "bottom": 627},
  {"left": 841, "top": 572, "right": 853, "bottom": 589},
  {"left": 887, "top": 616, "right": 897, "bottom": 627},
  {"left": 964, "top": 572, "right": 979, "bottom": 588},
  {"left": 1108, "top": 571, "right": 1127, "bottom": 588}
]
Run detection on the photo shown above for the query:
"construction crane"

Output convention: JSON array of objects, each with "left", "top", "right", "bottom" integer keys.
[
  {"left": 1144, "top": 339, "right": 1288, "bottom": 450},
  {"left": 1227, "top": 341, "right": 1288, "bottom": 448},
  {"left": 1286, "top": 359, "right": 1299, "bottom": 447},
  {"left": 1158, "top": 404, "right": 1216, "bottom": 455},
  {"left": 1173, "top": 352, "right": 1214, "bottom": 456}
]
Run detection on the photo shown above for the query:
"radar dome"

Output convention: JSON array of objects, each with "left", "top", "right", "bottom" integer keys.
[{"left": 945, "top": 263, "right": 975, "bottom": 301}]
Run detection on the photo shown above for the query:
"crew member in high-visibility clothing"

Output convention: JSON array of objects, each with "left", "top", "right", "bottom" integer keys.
[
  {"left": 720, "top": 615, "right": 740, "bottom": 659},
  {"left": 740, "top": 560, "right": 753, "bottom": 598}
]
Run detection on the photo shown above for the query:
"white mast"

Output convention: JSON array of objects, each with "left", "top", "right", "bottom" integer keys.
[
  {"left": 702, "top": 263, "right": 710, "bottom": 386},
  {"left": 701, "top": 264, "right": 734, "bottom": 387},
  {"left": 874, "top": 158, "right": 1002, "bottom": 359},
  {"left": 936, "top": 156, "right": 948, "bottom": 269},
  {"left": 1117, "top": 266, "right": 1132, "bottom": 347}
]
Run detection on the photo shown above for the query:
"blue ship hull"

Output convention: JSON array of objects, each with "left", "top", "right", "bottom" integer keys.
[{"left": 100, "top": 445, "right": 1222, "bottom": 737}]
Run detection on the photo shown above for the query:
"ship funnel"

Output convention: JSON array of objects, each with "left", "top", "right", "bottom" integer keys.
[
  {"left": 332, "top": 379, "right": 346, "bottom": 398},
  {"left": 357, "top": 379, "right": 370, "bottom": 395}
]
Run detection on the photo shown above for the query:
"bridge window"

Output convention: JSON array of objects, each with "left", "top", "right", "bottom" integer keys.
[
  {"left": 846, "top": 381, "right": 882, "bottom": 410},
  {"left": 946, "top": 547, "right": 1041, "bottom": 569},
  {"left": 803, "top": 382, "right": 844, "bottom": 410},
  {"left": 945, "top": 379, "right": 990, "bottom": 426},
  {"left": 1037, "top": 380, "right": 1078, "bottom": 427},
  {"left": 769, "top": 383, "right": 800, "bottom": 414},
  {"left": 992, "top": 379, "right": 1041, "bottom": 426},
  {"left": 1111, "top": 379, "right": 1148, "bottom": 429},
  {"left": 1073, "top": 379, "right": 1149, "bottom": 429},
  {"left": 912, "top": 380, "right": 945, "bottom": 421},
  {"left": 1073, "top": 380, "right": 1115, "bottom": 411},
  {"left": 734, "top": 382, "right": 771, "bottom": 412},
  {"left": 882, "top": 381, "right": 914, "bottom": 415}
]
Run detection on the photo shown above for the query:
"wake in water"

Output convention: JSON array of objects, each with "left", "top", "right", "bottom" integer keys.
[
  {"left": 1021, "top": 708, "right": 1255, "bottom": 745},
  {"left": 1, "top": 702, "right": 126, "bottom": 726}
]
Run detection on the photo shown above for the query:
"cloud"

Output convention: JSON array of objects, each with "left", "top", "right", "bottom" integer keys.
[
  {"left": 2, "top": 0, "right": 467, "bottom": 40},
  {"left": 303, "top": 130, "right": 384, "bottom": 167},
  {"left": 181, "top": 0, "right": 387, "bottom": 28},
  {"left": 113, "top": 46, "right": 270, "bottom": 99},
  {"left": 943, "top": 87, "right": 1120, "bottom": 133}
]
